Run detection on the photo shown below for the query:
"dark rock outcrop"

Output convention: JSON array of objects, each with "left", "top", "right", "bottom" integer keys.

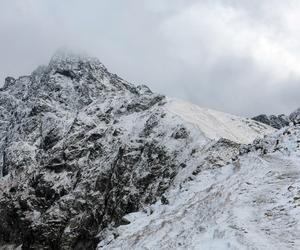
[
  {"left": 0, "top": 51, "right": 200, "bottom": 249},
  {"left": 289, "top": 108, "right": 300, "bottom": 125},
  {"left": 252, "top": 114, "right": 290, "bottom": 129}
]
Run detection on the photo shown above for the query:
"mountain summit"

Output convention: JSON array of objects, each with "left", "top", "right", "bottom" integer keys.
[{"left": 0, "top": 51, "right": 298, "bottom": 250}]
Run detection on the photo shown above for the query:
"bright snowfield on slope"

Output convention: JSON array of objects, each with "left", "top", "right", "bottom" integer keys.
[
  {"left": 166, "top": 99, "right": 276, "bottom": 144},
  {"left": 98, "top": 127, "right": 300, "bottom": 250}
]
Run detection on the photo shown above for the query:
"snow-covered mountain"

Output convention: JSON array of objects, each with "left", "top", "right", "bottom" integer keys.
[
  {"left": 0, "top": 51, "right": 298, "bottom": 250},
  {"left": 100, "top": 125, "right": 300, "bottom": 250}
]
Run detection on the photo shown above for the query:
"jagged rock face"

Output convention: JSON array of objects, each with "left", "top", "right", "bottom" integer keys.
[
  {"left": 0, "top": 51, "right": 276, "bottom": 250},
  {"left": 290, "top": 108, "right": 300, "bottom": 124},
  {"left": 252, "top": 107, "right": 300, "bottom": 129},
  {"left": 252, "top": 114, "right": 290, "bottom": 129},
  {"left": 0, "top": 52, "right": 209, "bottom": 249},
  {"left": 99, "top": 124, "right": 300, "bottom": 250}
]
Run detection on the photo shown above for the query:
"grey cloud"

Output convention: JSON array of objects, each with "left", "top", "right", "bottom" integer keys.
[{"left": 0, "top": 0, "right": 300, "bottom": 116}]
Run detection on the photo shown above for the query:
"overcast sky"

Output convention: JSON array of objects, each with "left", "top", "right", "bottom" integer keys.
[{"left": 1, "top": 0, "right": 300, "bottom": 116}]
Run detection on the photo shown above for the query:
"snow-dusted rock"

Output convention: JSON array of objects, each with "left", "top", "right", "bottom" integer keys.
[
  {"left": 290, "top": 108, "right": 300, "bottom": 125},
  {"left": 98, "top": 125, "right": 300, "bottom": 250},
  {"left": 252, "top": 114, "right": 290, "bottom": 129},
  {"left": 252, "top": 107, "right": 300, "bottom": 129},
  {"left": 0, "top": 51, "right": 277, "bottom": 249}
]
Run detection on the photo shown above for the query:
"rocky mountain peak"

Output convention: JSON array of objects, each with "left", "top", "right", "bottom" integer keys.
[
  {"left": 48, "top": 49, "right": 107, "bottom": 78},
  {"left": 0, "top": 52, "right": 281, "bottom": 250},
  {"left": 0, "top": 52, "right": 170, "bottom": 249},
  {"left": 1, "top": 50, "right": 165, "bottom": 114},
  {"left": 50, "top": 49, "right": 101, "bottom": 64}
]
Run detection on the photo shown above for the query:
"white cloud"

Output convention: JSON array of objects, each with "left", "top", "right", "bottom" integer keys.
[
  {"left": 0, "top": 0, "right": 300, "bottom": 116},
  {"left": 161, "top": 1, "right": 300, "bottom": 82}
]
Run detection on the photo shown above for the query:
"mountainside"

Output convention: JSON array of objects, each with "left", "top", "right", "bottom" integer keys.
[
  {"left": 0, "top": 51, "right": 297, "bottom": 250},
  {"left": 99, "top": 125, "right": 300, "bottom": 250}
]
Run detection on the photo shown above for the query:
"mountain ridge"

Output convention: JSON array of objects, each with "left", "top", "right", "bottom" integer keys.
[{"left": 0, "top": 51, "right": 298, "bottom": 250}]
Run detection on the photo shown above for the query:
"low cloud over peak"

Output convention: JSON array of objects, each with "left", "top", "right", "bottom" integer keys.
[{"left": 1, "top": 0, "right": 300, "bottom": 116}]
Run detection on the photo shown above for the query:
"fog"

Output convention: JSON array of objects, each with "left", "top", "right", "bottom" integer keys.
[{"left": 1, "top": 0, "right": 300, "bottom": 116}]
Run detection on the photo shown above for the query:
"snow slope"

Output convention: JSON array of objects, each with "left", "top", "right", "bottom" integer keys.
[
  {"left": 98, "top": 126, "right": 300, "bottom": 250},
  {"left": 166, "top": 99, "right": 275, "bottom": 144}
]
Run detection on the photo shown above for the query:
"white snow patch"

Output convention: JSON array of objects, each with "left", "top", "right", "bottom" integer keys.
[{"left": 165, "top": 99, "right": 275, "bottom": 144}]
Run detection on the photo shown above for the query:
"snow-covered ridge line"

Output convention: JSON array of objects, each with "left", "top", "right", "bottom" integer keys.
[{"left": 166, "top": 99, "right": 276, "bottom": 144}]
